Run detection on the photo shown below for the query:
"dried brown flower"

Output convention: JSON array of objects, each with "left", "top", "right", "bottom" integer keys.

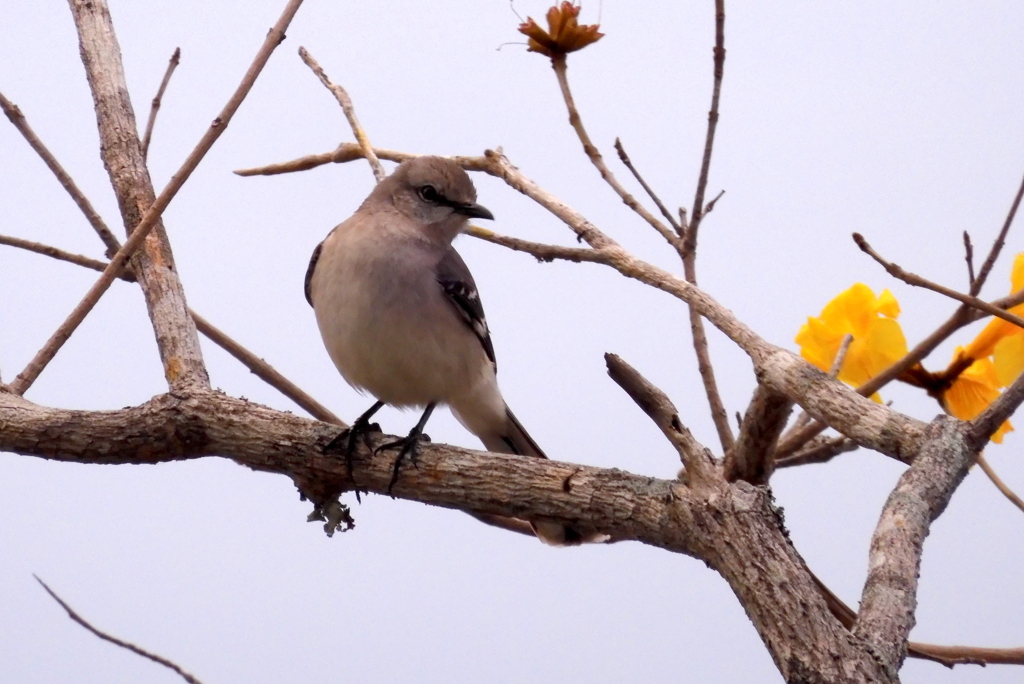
[{"left": 518, "top": 2, "right": 604, "bottom": 58}]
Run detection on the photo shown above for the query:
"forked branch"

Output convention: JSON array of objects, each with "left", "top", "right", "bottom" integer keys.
[{"left": 9, "top": 0, "right": 305, "bottom": 396}]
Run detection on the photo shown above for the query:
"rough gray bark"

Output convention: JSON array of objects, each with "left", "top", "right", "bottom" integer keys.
[
  {"left": 69, "top": 0, "right": 210, "bottom": 391},
  {"left": 726, "top": 385, "right": 793, "bottom": 483},
  {"left": 854, "top": 416, "right": 977, "bottom": 676},
  {"left": 0, "top": 386, "right": 919, "bottom": 683}
]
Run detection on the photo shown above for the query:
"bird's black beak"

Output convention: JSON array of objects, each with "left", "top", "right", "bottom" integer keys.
[{"left": 456, "top": 202, "right": 494, "bottom": 220}]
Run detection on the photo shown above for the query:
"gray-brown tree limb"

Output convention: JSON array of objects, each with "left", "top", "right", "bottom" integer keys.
[
  {"left": 6, "top": 381, "right": 1019, "bottom": 679},
  {"left": 0, "top": 388, "right": 910, "bottom": 683},
  {"left": 70, "top": 0, "right": 209, "bottom": 393}
]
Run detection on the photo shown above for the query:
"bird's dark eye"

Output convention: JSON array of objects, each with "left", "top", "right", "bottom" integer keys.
[{"left": 418, "top": 185, "right": 440, "bottom": 203}]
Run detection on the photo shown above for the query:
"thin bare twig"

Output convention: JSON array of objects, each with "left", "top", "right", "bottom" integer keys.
[
  {"left": 140, "top": 47, "right": 181, "bottom": 160},
  {"left": 0, "top": 90, "right": 121, "bottom": 257},
  {"left": 613, "top": 138, "right": 683, "bottom": 236},
  {"left": 480, "top": 148, "right": 619, "bottom": 250},
  {"left": 189, "top": 311, "right": 343, "bottom": 426},
  {"left": 963, "top": 231, "right": 975, "bottom": 290},
  {"left": 682, "top": 247, "right": 733, "bottom": 454},
  {"left": 703, "top": 189, "right": 725, "bottom": 215},
  {"left": 35, "top": 576, "right": 204, "bottom": 684},
  {"left": 465, "top": 224, "right": 609, "bottom": 264},
  {"left": 8, "top": 0, "right": 305, "bottom": 396},
  {"left": 854, "top": 232, "right": 1024, "bottom": 330},
  {"left": 237, "top": 144, "right": 620, "bottom": 250},
  {"left": 829, "top": 333, "right": 853, "bottom": 379},
  {"left": 550, "top": 55, "right": 682, "bottom": 251},
  {"left": 685, "top": 0, "right": 726, "bottom": 247},
  {"left": 234, "top": 142, "right": 490, "bottom": 176},
  {"left": 774, "top": 435, "right": 858, "bottom": 468},
  {"left": 0, "top": 234, "right": 342, "bottom": 425},
  {"left": 673, "top": 0, "right": 733, "bottom": 454},
  {"left": 605, "top": 353, "right": 714, "bottom": 486},
  {"left": 681, "top": 235, "right": 734, "bottom": 452},
  {"left": 976, "top": 454, "right": 1024, "bottom": 514},
  {"left": 971, "top": 168, "right": 1024, "bottom": 296},
  {"left": 298, "top": 47, "right": 386, "bottom": 182},
  {"left": 0, "top": 234, "right": 130, "bottom": 278}
]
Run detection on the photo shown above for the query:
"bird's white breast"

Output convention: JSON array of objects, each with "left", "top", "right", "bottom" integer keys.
[{"left": 310, "top": 223, "right": 493, "bottom": 409}]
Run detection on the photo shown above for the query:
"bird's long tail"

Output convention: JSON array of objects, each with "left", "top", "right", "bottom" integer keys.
[{"left": 477, "top": 406, "right": 606, "bottom": 546}]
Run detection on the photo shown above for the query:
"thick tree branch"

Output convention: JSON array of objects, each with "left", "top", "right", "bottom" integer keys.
[
  {"left": 70, "top": 0, "right": 209, "bottom": 392},
  {"left": 604, "top": 353, "right": 714, "bottom": 486},
  {"left": 854, "top": 416, "right": 978, "bottom": 674},
  {"left": 725, "top": 385, "right": 791, "bottom": 483},
  {"left": 0, "top": 388, "right": 893, "bottom": 683},
  {"left": 7, "top": 388, "right": 1016, "bottom": 671}
]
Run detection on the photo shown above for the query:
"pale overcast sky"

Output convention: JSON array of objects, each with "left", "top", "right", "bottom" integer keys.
[{"left": 2, "top": 2, "right": 1023, "bottom": 682}]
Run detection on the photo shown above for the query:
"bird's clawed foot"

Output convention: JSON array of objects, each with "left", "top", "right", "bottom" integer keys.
[
  {"left": 325, "top": 400, "right": 385, "bottom": 500},
  {"left": 378, "top": 403, "right": 436, "bottom": 495},
  {"left": 378, "top": 428, "right": 432, "bottom": 495}
]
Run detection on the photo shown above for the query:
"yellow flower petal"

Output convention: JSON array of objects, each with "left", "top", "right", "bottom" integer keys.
[
  {"left": 962, "top": 252, "right": 1024, "bottom": 360},
  {"left": 795, "top": 284, "right": 907, "bottom": 396},
  {"left": 994, "top": 333, "right": 1024, "bottom": 387},
  {"left": 1011, "top": 252, "right": 1024, "bottom": 293},
  {"left": 875, "top": 288, "right": 901, "bottom": 319},
  {"left": 942, "top": 353, "right": 1013, "bottom": 443}
]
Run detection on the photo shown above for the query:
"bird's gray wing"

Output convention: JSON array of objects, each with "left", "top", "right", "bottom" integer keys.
[
  {"left": 304, "top": 240, "right": 323, "bottom": 307},
  {"left": 435, "top": 247, "right": 496, "bottom": 371}
]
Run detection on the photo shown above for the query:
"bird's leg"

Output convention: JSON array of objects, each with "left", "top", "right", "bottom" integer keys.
[
  {"left": 326, "top": 400, "right": 385, "bottom": 499},
  {"left": 378, "top": 403, "right": 436, "bottom": 495}
]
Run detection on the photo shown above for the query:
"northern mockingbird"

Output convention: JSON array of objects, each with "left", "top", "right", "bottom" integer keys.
[{"left": 305, "top": 156, "right": 597, "bottom": 545}]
